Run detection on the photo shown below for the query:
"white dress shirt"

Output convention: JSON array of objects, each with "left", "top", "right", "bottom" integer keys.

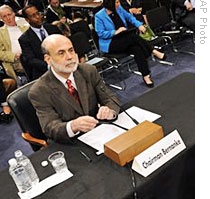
[{"left": 30, "top": 26, "right": 49, "bottom": 41}]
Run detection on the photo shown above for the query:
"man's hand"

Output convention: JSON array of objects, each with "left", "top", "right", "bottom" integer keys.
[
  {"left": 14, "top": 53, "right": 21, "bottom": 62},
  {"left": 97, "top": 106, "right": 116, "bottom": 120},
  {"left": 129, "top": 8, "right": 142, "bottom": 15},
  {"left": 60, "top": 17, "right": 67, "bottom": 23},
  {"left": 71, "top": 116, "right": 99, "bottom": 133},
  {"left": 185, "top": 1, "right": 193, "bottom": 11}
]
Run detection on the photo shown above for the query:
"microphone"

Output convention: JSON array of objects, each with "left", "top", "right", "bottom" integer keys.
[{"left": 100, "top": 85, "right": 139, "bottom": 126}]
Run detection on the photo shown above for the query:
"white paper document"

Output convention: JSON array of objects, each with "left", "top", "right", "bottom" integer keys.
[
  {"left": 78, "top": 106, "right": 161, "bottom": 155},
  {"left": 113, "top": 106, "right": 161, "bottom": 129},
  {"left": 86, "top": 57, "right": 104, "bottom": 65},
  {"left": 18, "top": 170, "right": 73, "bottom": 199}
]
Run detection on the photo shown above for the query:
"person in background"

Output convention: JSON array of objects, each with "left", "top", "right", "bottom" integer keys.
[
  {"left": 0, "top": 64, "right": 16, "bottom": 123},
  {"left": 28, "top": 34, "right": 120, "bottom": 144},
  {"left": 3, "top": 0, "right": 28, "bottom": 16},
  {"left": 120, "top": 0, "right": 145, "bottom": 24},
  {"left": 45, "top": 0, "right": 72, "bottom": 24},
  {"left": 70, "top": 11, "right": 91, "bottom": 40},
  {"left": 3, "top": 0, "right": 47, "bottom": 16},
  {"left": 18, "top": 5, "right": 61, "bottom": 81},
  {"left": 52, "top": 20, "right": 91, "bottom": 63},
  {"left": 120, "top": 0, "right": 159, "bottom": 25},
  {"left": 94, "top": 0, "right": 165, "bottom": 87},
  {"left": 172, "top": 0, "right": 195, "bottom": 32},
  {"left": 0, "top": 5, "right": 28, "bottom": 84},
  {"left": 46, "top": 0, "right": 92, "bottom": 46}
]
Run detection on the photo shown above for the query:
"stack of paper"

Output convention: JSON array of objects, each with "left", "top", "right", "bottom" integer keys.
[{"left": 78, "top": 106, "right": 161, "bottom": 155}]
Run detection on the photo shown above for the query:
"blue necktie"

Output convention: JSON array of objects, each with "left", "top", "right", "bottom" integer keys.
[{"left": 40, "top": 29, "right": 46, "bottom": 41}]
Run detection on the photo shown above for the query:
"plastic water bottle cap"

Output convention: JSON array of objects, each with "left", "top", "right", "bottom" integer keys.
[
  {"left": 41, "top": 161, "right": 48, "bottom": 167},
  {"left": 8, "top": 158, "right": 17, "bottom": 166},
  {"left": 14, "top": 150, "right": 23, "bottom": 157}
]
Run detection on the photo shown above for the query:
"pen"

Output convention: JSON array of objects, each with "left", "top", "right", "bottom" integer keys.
[{"left": 80, "top": 150, "right": 92, "bottom": 162}]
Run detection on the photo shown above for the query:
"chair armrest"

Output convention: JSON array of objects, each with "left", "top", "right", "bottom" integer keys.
[{"left": 21, "top": 132, "right": 48, "bottom": 147}]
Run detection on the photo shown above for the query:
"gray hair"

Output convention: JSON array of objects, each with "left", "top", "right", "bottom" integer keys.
[
  {"left": 41, "top": 40, "right": 50, "bottom": 55},
  {"left": 0, "top": 5, "right": 14, "bottom": 16}
]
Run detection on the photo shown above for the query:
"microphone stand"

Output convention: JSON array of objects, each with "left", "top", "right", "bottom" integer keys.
[{"left": 100, "top": 85, "right": 139, "bottom": 126}]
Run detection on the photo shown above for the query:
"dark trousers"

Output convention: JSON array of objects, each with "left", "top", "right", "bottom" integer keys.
[
  {"left": 109, "top": 33, "right": 152, "bottom": 76},
  {"left": 0, "top": 75, "right": 6, "bottom": 104},
  {"left": 182, "top": 11, "right": 195, "bottom": 32}
]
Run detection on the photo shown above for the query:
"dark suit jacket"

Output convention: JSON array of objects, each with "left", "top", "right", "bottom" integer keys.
[
  {"left": 4, "top": 0, "right": 24, "bottom": 13},
  {"left": 120, "top": 0, "right": 157, "bottom": 15},
  {"left": 120, "top": 0, "right": 145, "bottom": 24},
  {"left": 172, "top": 0, "right": 195, "bottom": 31},
  {"left": 45, "top": 5, "right": 72, "bottom": 24},
  {"left": 18, "top": 23, "right": 61, "bottom": 81},
  {"left": 28, "top": 64, "right": 120, "bottom": 144}
]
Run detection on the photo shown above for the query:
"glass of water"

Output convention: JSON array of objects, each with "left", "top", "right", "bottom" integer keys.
[{"left": 48, "top": 151, "right": 68, "bottom": 173}]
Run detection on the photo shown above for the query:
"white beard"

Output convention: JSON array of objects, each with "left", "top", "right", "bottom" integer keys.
[{"left": 50, "top": 54, "right": 79, "bottom": 73}]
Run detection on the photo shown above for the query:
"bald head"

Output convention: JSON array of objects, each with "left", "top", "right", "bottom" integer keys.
[{"left": 41, "top": 34, "right": 72, "bottom": 55}]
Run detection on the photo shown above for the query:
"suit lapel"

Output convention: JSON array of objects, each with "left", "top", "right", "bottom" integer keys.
[
  {"left": 1, "top": 26, "right": 11, "bottom": 50},
  {"left": 74, "top": 70, "right": 89, "bottom": 115},
  {"left": 48, "top": 70, "right": 84, "bottom": 115},
  {"left": 28, "top": 28, "right": 42, "bottom": 48}
]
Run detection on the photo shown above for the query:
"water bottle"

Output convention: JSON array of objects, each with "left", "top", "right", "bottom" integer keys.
[
  {"left": 14, "top": 150, "right": 39, "bottom": 186},
  {"left": 8, "top": 158, "right": 32, "bottom": 193}
]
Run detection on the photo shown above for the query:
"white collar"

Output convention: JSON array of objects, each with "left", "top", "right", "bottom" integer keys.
[{"left": 51, "top": 67, "right": 76, "bottom": 88}]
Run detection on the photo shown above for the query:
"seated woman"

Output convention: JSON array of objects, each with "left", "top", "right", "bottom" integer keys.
[
  {"left": 94, "top": 0, "right": 165, "bottom": 87},
  {"left": 0, "top": 65, "right": 16, "bottom": 123}
]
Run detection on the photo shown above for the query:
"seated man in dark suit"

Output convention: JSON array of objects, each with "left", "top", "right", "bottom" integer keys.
[
  {"left": 172, "top": 0, "right": 195, "bottom": 32},
  {"left": 45, "top": 0, "right": 72, "bottom": 24},
  {"left": 28, "top": 34, "right": 120, "bottom": 144},
  {"left": 120, "top": 0, "right": 145, "bottom": 23},
  {"left": 18, "top": 5, "right": 61, "bottom": 81}
]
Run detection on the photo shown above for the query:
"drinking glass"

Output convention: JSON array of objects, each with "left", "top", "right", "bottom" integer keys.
[{"left": 48, "top": 151, "right": 68, "bottom": 173}]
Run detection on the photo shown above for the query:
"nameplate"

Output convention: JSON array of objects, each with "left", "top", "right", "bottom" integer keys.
[
  {"left": 104, "top": 121, "right": 164, "bottom": 166},
  {"left": 132, "top": 130, "right": 186, "bottom": 177}
]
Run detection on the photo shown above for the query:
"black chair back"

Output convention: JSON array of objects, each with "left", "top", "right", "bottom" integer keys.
[
  {"left": 0, "top": 20, "right": 4, "bottom": 27},
  {"left": 70, "top": 19, "right": 91, "bottom": 39},
  {"left": 7, "top": 80, "right": 47, "bottom": 151},
  {"left": 146, "top": 6, "right": 172, "bottom": 32}
]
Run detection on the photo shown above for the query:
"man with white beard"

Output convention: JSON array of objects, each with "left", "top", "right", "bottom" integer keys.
[{"left": 28, "top": 34, "right": 120, "bottom": 144}]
